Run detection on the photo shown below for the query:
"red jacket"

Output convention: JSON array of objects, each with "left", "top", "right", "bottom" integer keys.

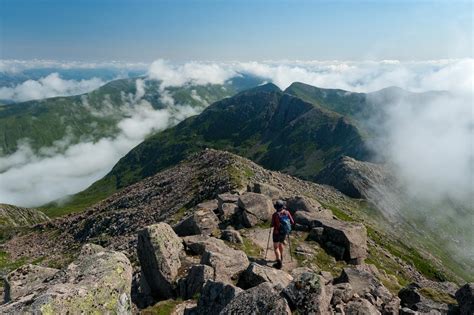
[{"left": 271, "top": 209, "right": 294, "bottom": 235}]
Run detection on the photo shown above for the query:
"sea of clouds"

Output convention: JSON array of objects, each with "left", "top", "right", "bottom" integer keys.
[{"left": 0, "top": 59, "right": 472, "bottom": 216}]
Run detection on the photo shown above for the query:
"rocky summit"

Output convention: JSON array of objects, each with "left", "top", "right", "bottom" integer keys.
[{"left": 0, "top": 149, "right": 472, "bottom": 314}]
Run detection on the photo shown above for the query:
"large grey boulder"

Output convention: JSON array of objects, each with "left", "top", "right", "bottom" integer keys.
[
  {"left": 182, "top": 235, "right": 227, "bottom": 255},
  {"left": 238, "top": 192, "right": 274, "bottom": 227},
  {"left": 294, "top": 210, "right": 334, "bottom": 230},
  {"left": 237, "top": 262, "right": 293, "bottom": 290},
  {"left": 221, "top": 282, "right": 291, "bottom": 315},
  {"left": 286, "top": 196, "right": 322, "bottom": 213},
  {"left": 283, "top": 271, "right": 332, "bottom": 314},
  {"left": 173, "top": 206, "right": 220, "bottom": 237},
  {"left": 456, "top": 283, "right": 474, "bottom": 315},
  {"left": 0, "top": 244, "right": 133, "bottom": 314},
  {"left": 200, "top": 239, "right": 249, "bottom": 283},
  {"left": 217, "top": 193, "right": 239, "bottom": 221},
  {"left": 137, "top": 223, "right": 184, "bottom": 299},
  {"left": 344, "top": 298, "right": 381, "bottom": 315},
  {"left": 248, "top": 182, "right": 283, "bottom": 200},
  {"left": 306, "top": 218, "right": 367, "bottom": 264},
  {"left": 195, "top": 280, "right": 242, "bottom": 314},
  {"left": 3, "top": 264, "right": 59, "bottom": 303},
  {"left": 178, "top": 264, "right": 214, "bottom": 300}
]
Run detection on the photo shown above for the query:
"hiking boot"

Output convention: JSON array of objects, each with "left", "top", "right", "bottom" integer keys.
[{"left": 273, "top": 260, "right": 282, "bottom": 269}]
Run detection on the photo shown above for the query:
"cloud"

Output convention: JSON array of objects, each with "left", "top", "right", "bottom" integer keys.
[
  {"left": 147, "top": 59, "right": 237, "bottom": 88},
  {"left": 0, "top": 73, "right": 106, "bottom": 102},
  {"left": 0, "top": 99, "right": 199, "bottom": 207}
]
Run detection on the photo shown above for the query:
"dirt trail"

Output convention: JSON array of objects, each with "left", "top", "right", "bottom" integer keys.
[{"left": 243, "top": 228, "right": 298, "bottom": 272}]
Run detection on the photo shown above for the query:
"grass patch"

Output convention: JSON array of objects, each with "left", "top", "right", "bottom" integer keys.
[
  {"left": 319, "top": 202, "right": 354, "bottom": 222},
  {"left": 140, "top": 299, "right": 182, "bottom": 315},
  {"left": 241, "top": 236, "right": 262, "bottom": 258},
  {"left": 0, "top": 251, "right": 27, "bottom": 284},
  {"left": 419, "top": 287, "right": 457, "bottom": 305}
]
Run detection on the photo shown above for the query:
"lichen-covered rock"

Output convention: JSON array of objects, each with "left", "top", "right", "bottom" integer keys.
[
  {"left": 283, "top": 271, "right": 332, "bottom": 314},
  {"left": 238, "top": 192, "right": 274, "bottom": 227},
  {"left": 248, "top": 182, "right": 283, "bottom": 200},
  {"left": 0, "top": 243, "right": 133, "bottom": 314},
  {"left": 221, "top": 229, "right": 243, "bottom": 244},
  {"left": 4, "top": 264, "right": 59, "bottom": 303},
  {"left": 200, "top": 239, "right": 249, "bottom": 283},
  {"left": 195, "top": 280, "right": 242, "bottom": 314},
  {"left": 456, "top": 283, "right": 474, "bottom": 315},
  {"left": 221, "top": 282, "right": 291, "bottom": 315},
  {"left": 137, "top": 223, "right": 184, "bottom": 299},
  {"left": 237, "top": 262, "right": 293, "bottom": 290},
  {"left": 178, "top": 264, "right": 214, "bottom": 300},
  {"left": 173, "top": 206, "right": 220, "bottom": 237}
]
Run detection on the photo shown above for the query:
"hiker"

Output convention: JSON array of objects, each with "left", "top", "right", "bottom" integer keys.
[{"left": 271, "top": 200, "right": 294, "bottom": 269}]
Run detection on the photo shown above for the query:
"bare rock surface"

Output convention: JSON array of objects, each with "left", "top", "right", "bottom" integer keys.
[
  {"left": 178, "top": 264, "right": 214, "bottom": 300},
  {"left": 237, "top": 192, "right": 274, "bottom": 227},
  {"left": 237, "top": 262, "right": 293, "bottom": 290},
  {"left": 173, "top": 205, "right": 220, "bottom": 237},
  {"left": 194, "top": 280, "right": 242, "bottom": 315}
]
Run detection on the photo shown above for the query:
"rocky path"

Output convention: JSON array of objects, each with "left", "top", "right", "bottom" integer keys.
[{"left": 244, "top": 228, "right": 298, "bottom": 272}]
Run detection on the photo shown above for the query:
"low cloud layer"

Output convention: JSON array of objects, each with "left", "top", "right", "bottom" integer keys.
[{"left": 0, "top": 73, "right": 106, "bottom": 102}]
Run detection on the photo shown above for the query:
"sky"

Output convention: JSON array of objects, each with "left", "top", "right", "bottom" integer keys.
[{"left": 1, "top": 0, "right": 472, "bottom": 61}]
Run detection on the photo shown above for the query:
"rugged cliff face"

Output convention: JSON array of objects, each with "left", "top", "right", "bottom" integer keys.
[{"left": 0, "top": 204, "right": 49, "bottom": 228}]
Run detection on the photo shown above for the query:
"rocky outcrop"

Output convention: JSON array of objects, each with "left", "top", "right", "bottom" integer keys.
[
  {"left": 456, "top": 283, "right": 474, "bottom": 315},
  {"left": 283, "top": 271, "right": 332, "bottom": 314},
  {"left": 237, "top": 192, "right": 274, "bottom": 227},
  {"left": 137, "top": 223, "right": 184, "bottom": 300},
  {"left": 221, "top": 282, "right": 291, "bottom": 314},
  {"left": 0, "top": 243, "right": 132, "bottom": 314},
  {"left": 173, "top": 203, "right": 220, "bottom": 237},
  {"left": 237, "top": 262, "right": 293, "bottom": 290},
  {"left": 178, "top": 264, "right": 214, "bottom": 300},
  {"left": 194, "top": 280, "right": 242, "bottom": 314},
  {"left": 0, "top": 204, "right": 49, "bottom": 228}
]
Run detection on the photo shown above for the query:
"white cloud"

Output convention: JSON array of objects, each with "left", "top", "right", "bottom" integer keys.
[{"left": 0, "top": 73, "right": 106, "bottom": 102}]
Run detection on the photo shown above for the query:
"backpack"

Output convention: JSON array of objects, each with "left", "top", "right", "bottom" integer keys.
[{"left": 278, "top": 211, "right": 292, "bottom": 234}]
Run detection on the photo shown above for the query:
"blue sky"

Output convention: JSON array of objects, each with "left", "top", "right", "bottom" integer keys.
[{"left": 1, "top": 0, "right": 472, "bottom": 61}]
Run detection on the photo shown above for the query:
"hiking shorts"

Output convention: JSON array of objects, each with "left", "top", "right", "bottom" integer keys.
[{"left": 273, "top": 232, "right": 288, "bottom": 243}]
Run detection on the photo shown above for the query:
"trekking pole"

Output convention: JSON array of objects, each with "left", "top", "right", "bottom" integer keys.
[
  {"left": 264, "top": 228, "right": 272, "bottom": 261},
  {"left": 287, "top": 233, "right": 293, "bottom": 262}
]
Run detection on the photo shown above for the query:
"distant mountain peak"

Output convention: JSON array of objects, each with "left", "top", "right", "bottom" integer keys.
[{"left": 241, "top": 82, "right": 282, "bottom": 94}]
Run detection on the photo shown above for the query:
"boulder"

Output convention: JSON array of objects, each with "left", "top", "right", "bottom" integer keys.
[
  {"left": 456, "top": 283, "right": 474, "bottom": 315},
  {"left": 305, "top": 218, "right": 367, "bottom": 264},
  {"left": 294, "top": 209, "right": 334, "bottom": 227},
  {"left": 221, "top": 229, "right": 243, "bottom": 244},
  {"left": 3, "top": 264, "right": 59, "bottom": 303},
  {"left": 0, "top": 244, "right": 133, "bottom": 314},
  {"left": 219, "top": 203, "right": 239, "bottom": 221},
  {"left": 173, "top": 207, "right": 220, "bottom": 237},
  {"left": 399, "top": 283, "right": 451, "bottom": 314},
  {"left": 249, "top": 182, "right": 283, "bottom": 200},
  {"left": 195, "top": 280, "right": 242, "bottom": 314},
  {"left": 283, "top": 271, "right": 332, "bottom": 314},
  {"left": 182, "top": 235, "right": 227, "bottom": 255},
  {"left": 237, "top": 262, "right": 293, "bottom": 290},
  {"left": 286, "top": 196, "right": 322, "bottom": 213},
  {"left": 237, "top": 192, "right": 274, "bottom": 227},
  {"left": 332, "top": 283, "right": 354, "bottom": 305},
  {"left": 221, "top": 282, "right": 291, "bottom": 314},
  {"left": 200, "top": 239, "right": 249, "bottom": 283},
  {"left": 344, "top": 298, "right": 381, "bottom": 315},
  {"left": 178, "top": 265, "right": 214, "bottom": 300},
  {"left": 137, "top": 223, "right": 184, "bottom": 299},
  {"left": 217, "top": 193, "right": 239, "bottom": 207}
]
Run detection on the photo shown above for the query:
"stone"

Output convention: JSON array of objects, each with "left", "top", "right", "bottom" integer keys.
[
  {"left": 195, "top": 281, "right": 242, "bottom": 314},
  {"left": 173, "top": 207, "right": 220, "bottom": 237},
  {"left": 283, "top": 271, "right": 332, "bottom": 314},
  {"left": 249, "top": 182, "right": 283, "bottom": 200},
  {"left": 237, "top": 262, "right": 293, "bottom": 290},
  {"left": 219, "top": 203, "right": 239, "bottom": 221},
  {"left": 221, "top": 229, "right": 243, "bottom": 244},
  {"left": 3, "top": 264, "right": 59, "bottom": 303},
  {"left": 399, "top": 283, "right": 451, "bottom": 314},
  {"left": 221, "top": 282, "right": 291, "bottom": 315},
  {"left": 0, "top": 244, "right": 133, "bottom": 314},
  {"left": 344, "top": 298, "right": 381, "bottom": 314},
  {"left": 286, "top": 196, "right": 322, "bottom": 213},
  {"left": 137, "top": 223, "right": 184, "bottom": 299},
  {"left": 294, "top": 211, "right": 333, "bottom": 228},
  {"left": 217, "top": 193, "right": 239, "bottom": 207},
  {"left": 456, "top": 283, "right": 474, "bottom": 315},
  {"left": 178, "top": 265, "right": 214, "bottom": 300},
  {"left": 237, "top": 192, "right": 274, "bottom": 227},
  {"left": 332, "top": 283, "right": 354, "bottom": 305},
  {"left": 182, "top": 235, "right": 227, "bottom": 255},
  {"left": 200, "top": 239, "right": 249, "bottom": 283}
]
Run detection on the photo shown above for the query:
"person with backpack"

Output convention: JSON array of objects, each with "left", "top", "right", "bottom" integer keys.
[{"left": 271, "top": 200, "right": 295, "bottom": 269}]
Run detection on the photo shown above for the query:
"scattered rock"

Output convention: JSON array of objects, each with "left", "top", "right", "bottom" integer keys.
[
  {"left": 178, "top": 265, "right": 214, "bottom": 300},
  {"left": 237, "top": 262, "right": 293, "bottom": 290},
  {"left": 237, "top": 192, "right": 274, "bottom": 227},
  {"left": 173, "top": 206, "right": 220, "bottom": 237},
  {"left": 3, "top": 264, "right": 58, "bottom": 303},
  {"left": 283, "top": 271, "right": 332, "bottom": 314},
  {"left": 221, "top": 282, "right": 291, "bottom": 314},
  {"left": 221, "top": 229, "right": 243, "bottom": 244},
  {"left": 137, "top": 223, "right": 184, "bottom": 299},
  {"left": 195, "top": 280, "right": 242, "bottom": 314},
  {"left": 0, "top": 244, "right": 133, "bottom": 314},
  {"left": 456, "top": 283, "right": 474, "bottom": 315}
]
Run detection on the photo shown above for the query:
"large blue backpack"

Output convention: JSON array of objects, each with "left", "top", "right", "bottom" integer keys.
[{"left": 278, "top": 211, "right": 292, "bottom": 234}]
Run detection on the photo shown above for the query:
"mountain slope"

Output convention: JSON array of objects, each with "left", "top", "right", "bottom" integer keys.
[{"left": 53, "top": 83, "right": 370, "bottom": 214}]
